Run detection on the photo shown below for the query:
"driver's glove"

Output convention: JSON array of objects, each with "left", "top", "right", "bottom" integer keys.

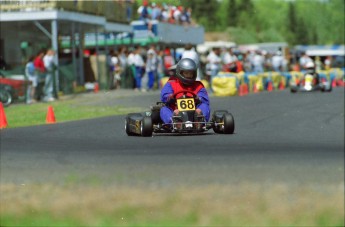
[
  {"left": 166, "top": 94, "right": 176, "bottom": 105},
  {"left": 194, "top": 95, "right": 201, "bottom": 105}
]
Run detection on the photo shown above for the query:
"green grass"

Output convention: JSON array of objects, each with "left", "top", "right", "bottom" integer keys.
[
  {"left": 2, "top": 98, "right": 143, "bottom": 128},
  {"left": 1, "top": 184, "right": 344, "bottom": 227}
]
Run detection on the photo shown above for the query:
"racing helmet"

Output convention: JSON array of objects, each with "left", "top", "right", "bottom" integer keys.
[
  {"left": 305, "top": 61, "right": 315, "bottom": 74},
  {"left": 176, "top": 58, "right": 197, "bottom": 86}
]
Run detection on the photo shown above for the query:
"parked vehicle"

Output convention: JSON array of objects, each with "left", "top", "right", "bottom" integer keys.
[{"left": 0, "top": 83, "right": 14, "bottom": 106}]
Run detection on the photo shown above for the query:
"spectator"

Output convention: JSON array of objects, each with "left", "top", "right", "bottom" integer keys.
[
  {"left": 271, "top": 51, "right": 284, "bottom": 72},
  {"left": 314, "top": 56, "right": 323, "bottom": 72},
  {"left": 125, "top": 0, "right": 134, "bottom": 22},
  {"left": 133, "top": 46, "right": 145, "bottom": 91},
  {"left": 156, "top": 49, "right": 165, "bottom": 87},
  {"left": 33, "top": 49, "right": 46, "bottom": 101},
  {"left": 242, "top": 51, "right": 253, "bottom": 72},
  {"left": 43, "top": 49, "right": 56, "bottom": 102},
  {"left": 110, "top": 50, "right": 121, "bottom": 89},
  {"left": 25, "top": 55, "right": 37, "bottom": 104},
  {"left": 151, "top": 2, "right": 161, "bottom": 20},
  {"left": 299, "top": 52, "right": 313, "bottom": 71},
  {"left": 180, "top": 7, "right": 190, "bottom": 25},
  {"left": 235, "top": 55, "right": 244, "bottom": 73},
  {"left": 118, "top": 46, "right": 128, "bottom": 88},
  {"left": 163, "top": 48, "right": 175, "bottom": 75},
  {"left": 161, "top": 4, "right": 170, "bottom": 22},
  {"left": 173, "top": 6, "right": 182, "bottom": 24},
  {"left": 138, "top": 0, "right": 153, "bottom": 36},
  {"left": 206, "top": 47, "right": 222, "bottom": 80},
  {"left": 252, "top": 50, "right": 264, "bottom": 73},
  {"left": 222, "top": 47, "right": 238, "bottom": 73},
  {"left": 127, "top": 48, "right": 136, "bottom": 88},
  {"left": 324, "top": 56, "right": 332, "bottom": 70},
  {"left": 146, "top": 45, "right": 157, "bottom": 91}
]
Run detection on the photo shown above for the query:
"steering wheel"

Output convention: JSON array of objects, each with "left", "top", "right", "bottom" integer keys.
[{"left": 172, "top": 90, "right": 198, "bottom": 99}]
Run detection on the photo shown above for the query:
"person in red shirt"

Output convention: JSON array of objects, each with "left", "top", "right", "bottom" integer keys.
[
  {"left": 33, "top": 50, "right": 46, "bottom": 73},
  {"left": 33, "top": 50, "right": 46, "bottom": 100}
]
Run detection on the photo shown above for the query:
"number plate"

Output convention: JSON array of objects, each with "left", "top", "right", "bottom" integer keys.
[
  {"left": 176, "top": 98, "right": 195, "bottom": 111},
  {"left": 305, "top": 75, "right": 313, "bottom": 83}
]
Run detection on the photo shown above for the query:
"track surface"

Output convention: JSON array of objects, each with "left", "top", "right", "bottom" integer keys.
[{"left": 1, "top": 88, "right": 344, "bottom": 187}]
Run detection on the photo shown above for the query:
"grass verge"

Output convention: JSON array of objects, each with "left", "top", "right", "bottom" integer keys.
[
  {"left": 1, "top": 183, "right": 344, "bottom": 226},
  {"left": 2, "top": 97, "right": 143, "bottom": 128}
]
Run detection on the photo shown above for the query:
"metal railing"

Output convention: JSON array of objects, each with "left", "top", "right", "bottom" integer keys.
[{"left": 0, "top": 0, "right": 133, "bottom": 23}]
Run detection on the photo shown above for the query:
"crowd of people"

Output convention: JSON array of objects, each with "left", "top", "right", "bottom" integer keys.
[
  {"left": 25, "top": 48, "right": 57, "bottom": 104},
  {"left": 106, "top": 43, "right": 340, "bottom": 93},
  {"left": 107, "top": 44, "right": 176, "bottom": 92},
  {"left": 137, "top": 0, "right": 193, "bottom": 25}
]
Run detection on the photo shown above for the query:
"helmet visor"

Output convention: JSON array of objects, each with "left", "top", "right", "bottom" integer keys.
[{"left": 181, "top": 70, "right": 195, "bottom": 80}]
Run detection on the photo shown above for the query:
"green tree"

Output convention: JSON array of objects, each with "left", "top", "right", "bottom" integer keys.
[
  {"left": 192, "top": 0, "right": 220, "bottom": 31},
  {"left": 287, "top": 2, "right": 297, "bottom": 44},
  {"left": 227, "top": 0, "right": 237, "bottom": 26}
]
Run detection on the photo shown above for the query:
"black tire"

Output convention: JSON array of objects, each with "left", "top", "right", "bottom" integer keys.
[
  {"left": 0, "top": 89, "right": 12, "bottom": 107},
  {"left": 290, "top": 87, "right": 297, "bottom": 93},
  {"left": 125, "top": 117, "right": 135, "bottom": 136},
  {"left": 213, "top": 125, "right": 222, "bottom": 134},
  {"left": 141, "top": 116, "right": 153, "bottom": 137},
  {"left": 212, "top": 110, "right": 228, "bottom": 134},
  {"left": 223, "top": 113, "right": 235, "bottom": 134}
]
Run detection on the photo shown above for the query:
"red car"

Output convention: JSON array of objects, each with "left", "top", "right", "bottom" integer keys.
[{"left": 0, "top": 75, "right": 30, "bottom": 106}]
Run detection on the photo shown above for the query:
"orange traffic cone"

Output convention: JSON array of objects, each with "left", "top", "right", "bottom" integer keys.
[
  {"left": 0, "top": 103, "right": 8, "bottom": 129},
  {"left": 46, "top": 105, "right": 56, "bottom": 124},
  {"left": 337, "top": 79, "right": 345, "bottom": 87},
  {"left": 94, "top": 82, "right": 99, "bottom": 93},
  {"left": 279, "top": 80, "right": 285, "bottom": 90},
  {"left": 267, "top": 81, "right": 273, "bottom": 92},
  {"left": 239, "top": 84, "right": 248, "bottom": 96},
  {"left": 253, "top": 83, "right": 259, "bottom": 93},
  {"left": 331, "top": 79, "right": 337, "bottom": 88}
]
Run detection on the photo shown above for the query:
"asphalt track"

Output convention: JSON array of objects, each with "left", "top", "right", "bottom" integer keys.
[{"left": 1, "top": 88, "right": 344, "bottom": 187}]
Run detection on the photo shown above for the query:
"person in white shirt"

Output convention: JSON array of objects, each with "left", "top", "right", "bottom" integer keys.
[
  {"left": 222, "top": 47, "right": 238, "bottom": 73},
  {"left": 133, "top": 46, "right": 145, "bottom": 91},
  {"left": 271, "top": 51, "right": 284, "bottom": 72},
  {"left": 252, "top": 50, "right": 264, "bottom": 73},
  {"left": 299, "top": 52, "right": 313, "bottom": 71},
  {"left": 146, "top": 46, "right": 157, "bottom": 90},
  {"left": 207, "top": 48, "right": 222, "bottom": 79},
  {"left": 43, "top": 49, "right": 56, "bottom": 102}
]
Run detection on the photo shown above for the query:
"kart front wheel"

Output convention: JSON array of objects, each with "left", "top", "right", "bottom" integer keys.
[
  {"left": 141, "top": 116, "right": 153, "bottom": 137},
  {"left": 212, "top": 110, "right": 235, "bottom": 134}
]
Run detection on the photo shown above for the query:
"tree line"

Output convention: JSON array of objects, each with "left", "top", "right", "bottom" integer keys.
[{"left": 137, "top": 0, "right": 344, "bottom": 45}]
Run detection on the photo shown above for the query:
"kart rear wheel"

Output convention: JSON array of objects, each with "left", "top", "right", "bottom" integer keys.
[
  {"left": 223, "top": 113, "right": 235, "bottom": 134},
  {"left": 141, "top": 116, "right": 153, "bottom": 137},
  {"left": 125, "top": 118, "right": 135, "bottom": 136}
]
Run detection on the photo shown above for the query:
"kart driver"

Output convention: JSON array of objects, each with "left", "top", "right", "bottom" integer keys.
[
  {"left": 160, "top": 58, "right": 210, "bottom": 124},
  {"left": 305, "top": 61, "right": 320, "bottom": 85}
]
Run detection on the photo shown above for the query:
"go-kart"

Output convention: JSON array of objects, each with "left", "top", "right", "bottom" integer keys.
[
  {"left": 125, "top": 90, "right": 235, "bottom": 137},
  {"left": 290, "top": 73, "right": 332, "bottom": 93}
]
